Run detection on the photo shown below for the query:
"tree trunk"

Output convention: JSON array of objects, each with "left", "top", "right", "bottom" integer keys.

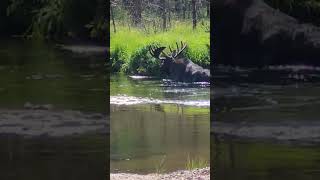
[
  {"left": 175, "top": 0, "right": 180, "bottom": 17},
  {"left": 192, "top": 0, "right": 197, "bottom": 29},
  {"left": 182, "top": 0, "right": 186, "bottom": 19},
  {"left": 130, "top": 0, "right": 142, "bottom": 27},
  {"left": 160, "top": 0, "right": 167, "bottom": 31},
  {"left": 168, "top": 6, "right": 171, "bottom": 28},
  {"left": 111, "top": 4, "right": 116, "bottom": 33},
  {"left": 207, "top": 0, "right": 210, "bottom": 17}
]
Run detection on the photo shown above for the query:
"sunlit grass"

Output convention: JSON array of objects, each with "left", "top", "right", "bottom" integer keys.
[{"left": 185, "top": 155, "right": 208, "bottom": 170}]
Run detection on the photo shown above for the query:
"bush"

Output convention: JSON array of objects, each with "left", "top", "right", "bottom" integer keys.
[
  {"left": 110, "top": 47, "right": 126, "bottom": 72},
  {"left": 127, "top": 46, "right": 161, "bottom": 76}
]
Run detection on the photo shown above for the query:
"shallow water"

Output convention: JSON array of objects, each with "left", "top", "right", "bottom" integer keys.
[
  {"left": 0, "top": 39, "right": 107, "bottom": 180},
  {"left": 213, "top": 65, "right": 320, "bottom": 180},
  {"left": 110, "top": 75, "right": 210, "bottom": 173}
]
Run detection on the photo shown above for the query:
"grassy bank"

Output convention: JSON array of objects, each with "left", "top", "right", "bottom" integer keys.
[{"left": 110, "top": 22, "right": 210, "bottom": 76}]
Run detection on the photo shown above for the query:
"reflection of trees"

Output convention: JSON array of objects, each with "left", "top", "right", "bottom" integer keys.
[{"left": 0, "top": 42, "right": 106, "bottom": 112}]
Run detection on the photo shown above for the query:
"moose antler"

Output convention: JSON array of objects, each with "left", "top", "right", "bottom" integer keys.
[
  {"left": 168, "top": 41, "right": 187, "bottom": 58},
  {"left": 149, "top": 41, "right": 187, "bottom": 60},
  {"left": 149, "top": 45, "right": 168, "bottom": 60}
]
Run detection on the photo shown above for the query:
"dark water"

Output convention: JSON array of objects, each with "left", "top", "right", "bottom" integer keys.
[
  {"left": 0, "top": 40, "right": 107, "bottom": 180},
  {"left": 213, "top": 65, "right": 320, "bottom": 180},
  {"left": 110, "top": 75, "right": 210, "bottom": 173}
]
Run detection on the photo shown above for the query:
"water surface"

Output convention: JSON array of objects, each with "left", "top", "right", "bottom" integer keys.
[
  {"left": 213, "top": 65, "right": 320, "bottom": 180},
  {"left": 110, "top": 75, "right": 210, "bottom": 173},
  {"left": 0, "top": 39, "right": 107, "bottom": 180}
]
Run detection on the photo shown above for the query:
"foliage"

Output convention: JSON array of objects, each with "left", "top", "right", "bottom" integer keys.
[
  {"left": 111, "top": 0, "right": 210, "bottom": 29},
  {"left": 31, "top": 0, "right": 66, "bottom": 39},
  {"left": 110, "top": 47, "right": 126, "bottom": 73},
  {"left": 126, "top": 46, "right": 162, "bottom": 75},
  {"left": 5, "top": 0, "right": 104, "bottom": 40},
  {"left": 85, "top": 18, "right": 108, "bottom": 40}
]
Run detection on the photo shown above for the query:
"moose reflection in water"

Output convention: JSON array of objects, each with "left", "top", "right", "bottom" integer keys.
[{"left": 149, "top": 41, "right": 210, "bottom": 82}]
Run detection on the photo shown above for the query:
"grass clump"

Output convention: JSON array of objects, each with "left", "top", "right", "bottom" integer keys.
[
  {"left": 110, "top": 21, "right": 210, "bottom": 75},
  {"left": 185, "top": 155, "right": 208, "bottom": 170},
  {"left": 155, "top": 155, "right": 167, "bottom": 174}
]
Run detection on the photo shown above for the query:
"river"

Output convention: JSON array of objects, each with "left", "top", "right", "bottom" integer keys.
[
  {"left": 213, "top": 65, "right": 320, "bottom": 180},
  {"left": 0, "top": 39, "right": 107, "bottom": 180},
  {"left": 110, "top": 75, "right": 210, "bottom": 173}
]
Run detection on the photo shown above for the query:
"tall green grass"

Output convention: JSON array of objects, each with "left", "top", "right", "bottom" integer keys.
[
  {"left": 185, "top": 155, "right": 208, "bottom": 170},
  {"left": 110, "top": 21, "right": 210, "bottom": 75}
]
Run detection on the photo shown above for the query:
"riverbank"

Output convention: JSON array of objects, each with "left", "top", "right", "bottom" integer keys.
[{"left": 110, "top": 167, "right": 210, "bottom": 180}]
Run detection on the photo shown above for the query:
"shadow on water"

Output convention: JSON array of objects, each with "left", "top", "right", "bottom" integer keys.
[
  {"left": 110, "top": 75, "right": 210, "bottom": 174},
  {"left": 212, "top": 65, "right": 320, "bottom": 180},
  {"left": 0, "top": 39, "right": 107, "bottom": 180}
]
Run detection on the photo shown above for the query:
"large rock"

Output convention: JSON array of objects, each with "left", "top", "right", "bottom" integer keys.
[{"left": 214, "top": 0, "right": 320, "bottom": 66}]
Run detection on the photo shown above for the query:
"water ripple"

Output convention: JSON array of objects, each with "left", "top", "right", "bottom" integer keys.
[{"left": 110, "top": 95, "right": 209, "bottom": 107}]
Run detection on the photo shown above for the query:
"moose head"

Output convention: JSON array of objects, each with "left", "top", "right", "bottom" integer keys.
[{"left": 149, "top": 41, "right": 188, "bottom": 74}]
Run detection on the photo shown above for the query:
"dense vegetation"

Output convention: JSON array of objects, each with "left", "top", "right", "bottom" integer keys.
[
  {"left": 110, "top": 0, "right": 210, "bottom": 76},
  {"left": 0, "top": 0, "right": 107, "bottom": 42}
]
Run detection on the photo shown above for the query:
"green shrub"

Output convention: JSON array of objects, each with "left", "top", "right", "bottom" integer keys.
[
  {"left": 110, "top": 47, "right": 126, "bottom": 72},
  {"left": 127, "top": 46, "right": 161, "bottom": 76}
]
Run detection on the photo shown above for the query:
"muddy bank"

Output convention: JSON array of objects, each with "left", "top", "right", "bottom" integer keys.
[
  {"left": 0, "top": 109, "right": 108, "bottom": 137},
  {"left": 110, "top": 167, "right": 210, "bottom": 180},
  {"left": 212, "top": 121, "right": 320, "bottom": 144}
]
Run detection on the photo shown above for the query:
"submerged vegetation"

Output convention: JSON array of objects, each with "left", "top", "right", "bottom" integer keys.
[{"left": 110, "top": 0, "right": 210, "bottom": 76}]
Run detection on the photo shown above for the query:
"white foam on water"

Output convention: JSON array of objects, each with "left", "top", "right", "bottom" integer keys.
[
  {"left": 129, "top": 75, "right": 153, "bottom": 79},
  {"left": 110, "top": 95, "right": 209, "bottom": 107}
]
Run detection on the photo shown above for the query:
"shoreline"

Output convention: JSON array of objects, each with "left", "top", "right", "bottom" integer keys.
[{"left": 110, "top": 167, "right": 210, "bottom": 180}]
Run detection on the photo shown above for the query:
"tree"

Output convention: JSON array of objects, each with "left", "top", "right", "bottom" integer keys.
[
  {"left": 160, "top": 0, "right": 167, "bottom": 31},
  {"left": 111, "top": 1, "right": 117, "bottom": 33},
  {"left": 129, "top": 0, "right": 143, "bottom": 26},
  {"left": 192, "top": 0, "right": 197, "bottom": 29}
]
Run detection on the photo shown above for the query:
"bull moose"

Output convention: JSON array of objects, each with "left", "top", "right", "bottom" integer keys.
[{"left": 149, "top": 42, "right": 210, "bottom": 82}]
